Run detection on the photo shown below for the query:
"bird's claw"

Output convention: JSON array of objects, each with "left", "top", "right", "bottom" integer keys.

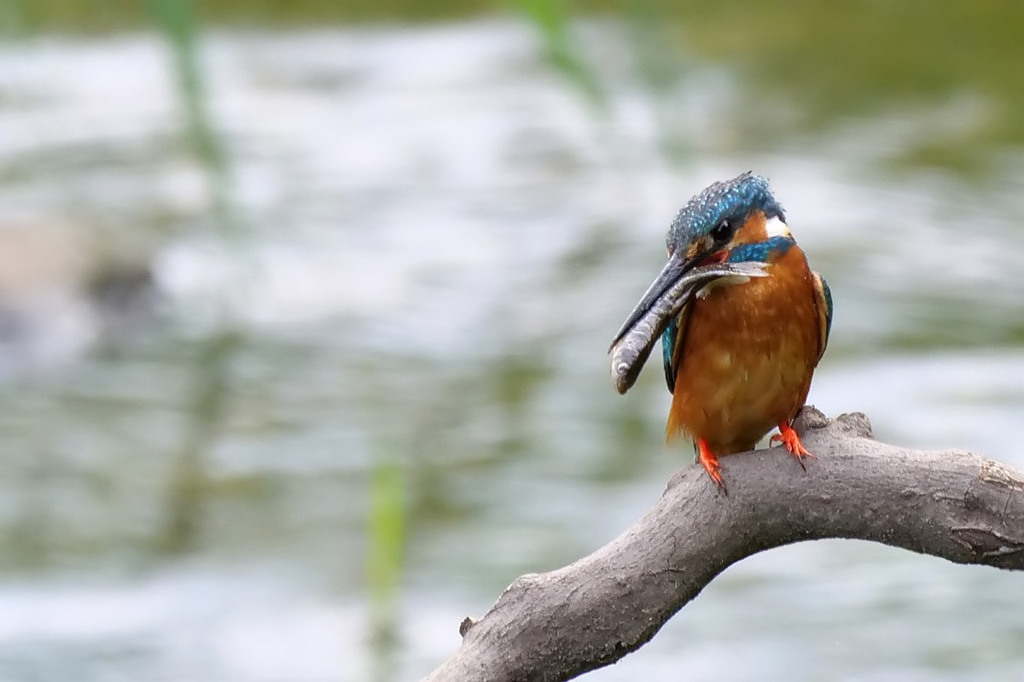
[
  {"left": 697, "top": 438, "right": 728, "bottom": 493},
  {"left": 771, "top": 422, "right": 816, "bottom": 470}
]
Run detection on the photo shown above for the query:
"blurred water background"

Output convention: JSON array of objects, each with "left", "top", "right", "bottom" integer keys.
[{"left": 0, "top": 1, "right": 1023, "bottom": 680}]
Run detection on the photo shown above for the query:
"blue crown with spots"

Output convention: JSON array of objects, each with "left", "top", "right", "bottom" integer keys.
[{"left": 667, "top": 172, "right": 785, "bottom": 249}]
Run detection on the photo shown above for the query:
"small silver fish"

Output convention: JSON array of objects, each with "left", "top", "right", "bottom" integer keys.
[{"left": 609, "top": 261, "right": 768, "bottom": 394}]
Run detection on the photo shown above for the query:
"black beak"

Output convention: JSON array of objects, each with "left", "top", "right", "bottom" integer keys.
[
  {"left": 609, "top": 254, "right": 693, "bottom": 351},
  {"left": 608, "top": 257, "right": 768, "bottom": 394}
]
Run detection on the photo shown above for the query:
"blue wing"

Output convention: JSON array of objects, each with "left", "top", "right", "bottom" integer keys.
[
  {"left": 661, "top": 318, "right": 678, "bottom": 392},
  {"left": 661, "top": 301, "right": 693, "bottom": 393},
  {"left": 812, "top": 271, "right": 833, "bottom": 362}
]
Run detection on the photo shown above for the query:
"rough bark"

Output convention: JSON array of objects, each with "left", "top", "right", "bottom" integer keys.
[{"left": 424, "top": 408, "right": 1024, "bottom": 682}]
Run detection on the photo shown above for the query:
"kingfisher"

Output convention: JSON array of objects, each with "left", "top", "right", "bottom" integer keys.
[{"left": 609, "top": 172, "right": 832, "bottom": 489}]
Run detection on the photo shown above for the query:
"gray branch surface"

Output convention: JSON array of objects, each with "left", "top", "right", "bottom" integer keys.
[{"left": 424, "top": 408, "right": 1024, "bottom": 682}]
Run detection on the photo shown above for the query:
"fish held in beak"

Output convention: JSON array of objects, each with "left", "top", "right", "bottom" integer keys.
[{"left": 609, "top": 261, "right": 768, "bottom": 394}]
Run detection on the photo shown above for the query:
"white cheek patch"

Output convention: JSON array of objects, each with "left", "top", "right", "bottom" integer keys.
[{"left": 764, "top": 216, "right": 792, "bottom": 238}]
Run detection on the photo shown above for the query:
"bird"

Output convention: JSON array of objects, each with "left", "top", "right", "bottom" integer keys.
[{"left": 609, "top": 172, "right": 832, "bottom": 489}]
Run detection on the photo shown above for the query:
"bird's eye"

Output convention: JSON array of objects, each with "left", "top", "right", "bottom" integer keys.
[{"left": 710, "top": 219, "right": 732, "bottom": 242}]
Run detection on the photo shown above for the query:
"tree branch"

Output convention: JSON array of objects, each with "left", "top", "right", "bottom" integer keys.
[{"left": 424, "top": 408, "right": 1024, "bottom": 682}]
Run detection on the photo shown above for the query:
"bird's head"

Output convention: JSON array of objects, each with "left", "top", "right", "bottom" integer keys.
[
  {"left": 666, "top": 171, "right": 788, "bottom": 268},
  {"left": 610, "top": 172, "right": 789, "bottom": 357}
]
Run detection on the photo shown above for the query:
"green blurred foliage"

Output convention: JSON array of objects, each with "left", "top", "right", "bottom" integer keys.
[
  {"left": 4, "top": 0, "right": 1021, "bottom": 174},
  {"left": 0, "top": 0, "right": 502, "bottom": 32},
  {"left": 513, "top": 0, "right": 606, "bottom": 106},
  {"left": 147, "top": 0, "right": 244, "bottom": 555},
  {"left": 652, "top": 0, "right": 1024, "bottom": 171},
  {"left": 367, "top": 455, "right": 405, "bottom": 616}
]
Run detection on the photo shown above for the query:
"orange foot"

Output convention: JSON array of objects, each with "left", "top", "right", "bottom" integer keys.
[
  {"left": 770, "top": 421, "right": 816, "bottom": 471},
  {"left": 696, "top": 438, "right": 726, "bottom": 492}
]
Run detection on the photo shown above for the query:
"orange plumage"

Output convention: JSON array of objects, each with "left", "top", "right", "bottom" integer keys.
[
  {"left": 661, "top": 205, "right": 832, "bottom": 488},
  {"left": 666, "top": 238, "right": 821, "bottom": 454}
]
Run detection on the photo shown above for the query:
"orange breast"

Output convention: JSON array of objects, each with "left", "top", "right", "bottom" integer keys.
[{"left": 666, "top": 245, "right": 821, "bottom": 454}]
